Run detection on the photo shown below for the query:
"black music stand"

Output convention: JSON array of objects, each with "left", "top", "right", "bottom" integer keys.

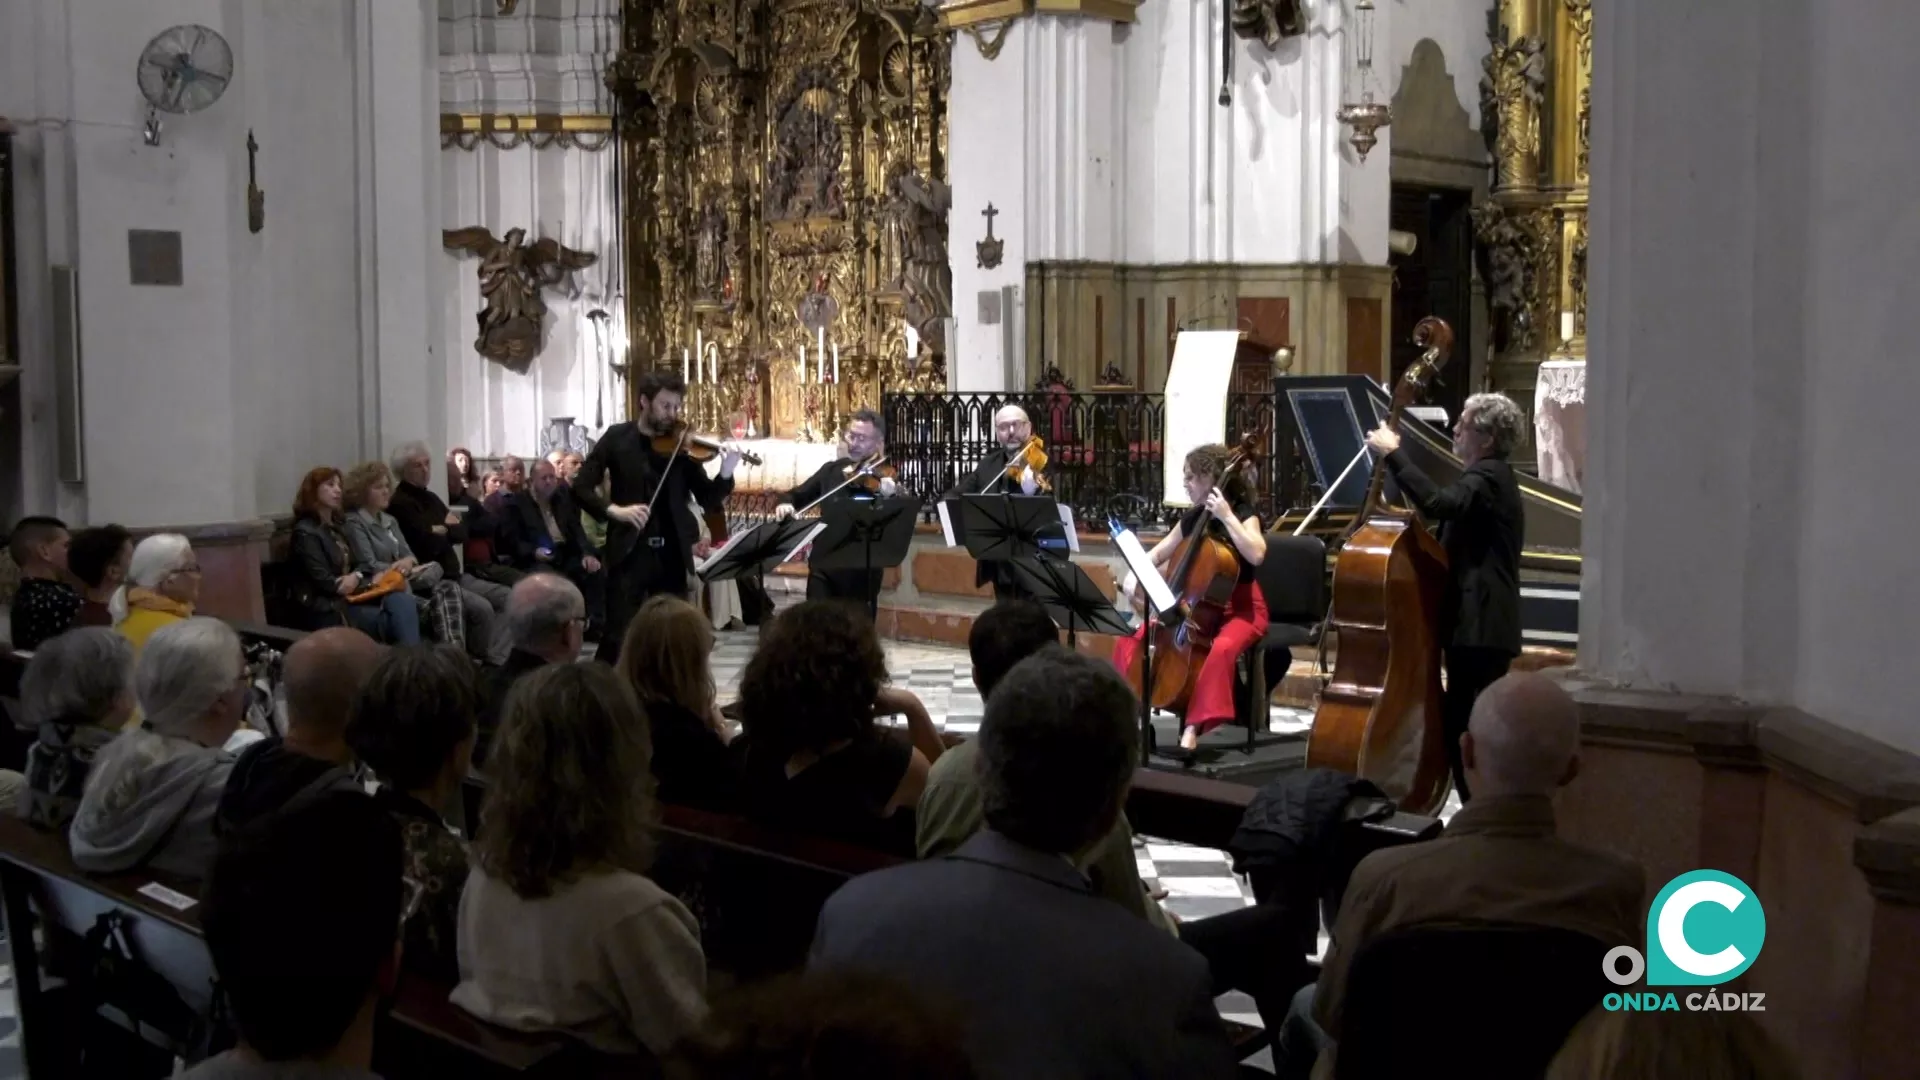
[
  {"left": 956, "top": 494, "right": 1067, "bottom": 563},
  {"left": 809, "top": 497, "right": 922, "bottom": 621},
  {"left": 697, "top": 519, "right": 822, "bottom": 583},
  {"left": 1111, "top": 522, "right": 1181, "bottom": 762},
  {"left": 1006, "top": 555, "right": 1132, "bottom": 648}
]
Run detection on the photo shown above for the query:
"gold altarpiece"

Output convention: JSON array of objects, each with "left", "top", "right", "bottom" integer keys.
[
  {"left": 607, "top": 0, "right": 951, "bottom": 442},
  {"left": 1475, "top": 0, "right": 1591, "bottom": 392}
]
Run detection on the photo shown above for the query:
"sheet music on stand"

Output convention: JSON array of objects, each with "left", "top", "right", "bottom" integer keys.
[
  {"left": 1111, "top": 527, "right": 1177, "bottom": 617},
  {"left": 695, "top": 519, "right": 824, "bottom": 579},
  {"left": 938, "top": 497, "right": 1077, "bottom": 553}
]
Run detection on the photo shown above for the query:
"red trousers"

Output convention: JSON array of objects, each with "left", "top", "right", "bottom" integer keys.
[{"left": 1113, "top": 582, "right": 1270, "bottom": 735}]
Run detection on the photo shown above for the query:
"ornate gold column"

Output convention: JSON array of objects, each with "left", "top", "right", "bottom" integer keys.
[{"left": 1474, "top": 0, "right": 1592, "bottom": 463}]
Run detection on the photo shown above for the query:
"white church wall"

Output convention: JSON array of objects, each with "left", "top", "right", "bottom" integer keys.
[
  {"left": 948, "top": 23, "right": 1031, "bottom": 392},
  {"left": 1387, "top": 0, "right": 1491, "bottom": 132},
  {"left": 0, "top": 0, "right": 398, "bottom": 529}
]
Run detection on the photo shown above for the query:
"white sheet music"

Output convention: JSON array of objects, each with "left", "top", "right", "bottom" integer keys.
[
  {"left": 936, "top": 500, "right": 958, "bottom": 547},
  {"left": 1162, "top": 330, "right": 1242, "bottom": 508},
  {"left": 1112, "top": 528, "right": 1177, "bottom": 615},
  {"left": 1057, "top": 503, "right": 1080, "bottom": 553},
  {"left": 695, "top": 521, "right": 824, "bottom": 576}
]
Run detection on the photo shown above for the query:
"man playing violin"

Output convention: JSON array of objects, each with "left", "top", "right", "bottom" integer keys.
[
  {"left": 572, "top": 369, "right": 741, "bottom": 665},
  {"left": 1364, "top": 391, "right": 1525, "bottom": 801},
  {"left": 1113, "top": 444, "right": 1269, "bottom": 752},
  {"left": 940, "top": 405, "right": 1049, "bottom": 599},
  {"left": 775, "top": 408, "right": 898, "bottom": 611}
]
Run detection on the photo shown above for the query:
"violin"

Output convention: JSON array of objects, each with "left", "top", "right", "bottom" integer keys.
[
  {"left": 1001, "top": 436, "right": 1052, "bottom": 493},
  {"left": 844, "top": 452, "right": 898, "bottom": 494},
  {"left": 649, "top": 420, "right": 763, "bottom": 466}
]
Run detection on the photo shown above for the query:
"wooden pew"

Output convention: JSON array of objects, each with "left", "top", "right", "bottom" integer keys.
[{"left": 0, "top": 816, "right": 652, "bottom": 1079}]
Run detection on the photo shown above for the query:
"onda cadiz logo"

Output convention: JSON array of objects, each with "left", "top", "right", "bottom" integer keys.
[{"left": 1601, "top": 870, "right": 1767, "bottom": 1013}]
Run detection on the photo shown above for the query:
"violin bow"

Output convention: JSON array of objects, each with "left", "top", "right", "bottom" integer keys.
[{"left": 798, "top": 453, "right": 889, "bottom": 517}]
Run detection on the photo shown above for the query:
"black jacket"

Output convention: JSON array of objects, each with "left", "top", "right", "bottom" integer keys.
[
  {"left": 289, "top": 515, "right": 354, "bottom": 616},
  {"left": 1383, "top": 451, "right": 1523, "bottom": 655},
  {"left": 475, "top": 649, "right": 552, "bottom": 765},
  {"left": 786, "top": 457, "right": 862, "bottom": 511},
  {"left": 498, "top": 488, "right": 597, "bottom": 569},
  {"left": 389, "top": 481, "right": 467, "bottom": 579},
  {"left": 571, "top": 422, "right": 734, "bottom": 569}
]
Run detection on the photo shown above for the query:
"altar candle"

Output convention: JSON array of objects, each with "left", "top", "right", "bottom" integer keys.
[
  {"left": 832, "top": 342, "right": 840, "bottom": 384},
  {"left": 1560, "top": 311, "right": 1575, "bottom": 343},
  {"left": 710, "top": 352, "right": 719, "bottom": 383},
  {"left": 798, "top": 345, "right": 806, "bottom": 378},
  {"left": 816, "top": 326, "right": 825, "bottom": 364},
  {"left": 683, "top": 347, "right": 690, "bottom": 382}
]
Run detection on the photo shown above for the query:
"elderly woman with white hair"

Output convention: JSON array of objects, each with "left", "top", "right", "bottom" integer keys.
[
  {"left": 70, "top": 617, "right": 246, "bottom": 879},
  {"left": 112, "top": 533, "right": 201, "bottom": 654},
  {"left": 17, "top": 627, "right": 136, "bottom": 829}
]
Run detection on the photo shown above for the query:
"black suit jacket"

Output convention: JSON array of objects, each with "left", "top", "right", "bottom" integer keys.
[
  {"left": 1383, "top": 451, "right": 1523, "bottom": 655},
  {"left": 786, "top": 457, "right": 860, "bottom": 511},
  {"left": 498, "top": 488, "right": 597, "bottom": 569},
  {"left": 572, "top": 422, "right": 734, "bottom": 568},
  {"left": 389, "top": 481, "right": 467, "bottom": 579},
  {"left": 811, "top": 830, "right": 1238, "bottom": 1079},
  {"left": 941, "top": 448, "right": 1031, "bottom": 588}
]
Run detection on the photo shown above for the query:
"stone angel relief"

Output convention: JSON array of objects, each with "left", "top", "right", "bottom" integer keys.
[{"left": 443, "top": 226, "right": 598, "bottom": 373}]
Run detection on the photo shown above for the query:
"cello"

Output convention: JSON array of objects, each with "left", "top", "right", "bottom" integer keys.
[
  {"left": 1304, "top": 317, "right": 1455, "bottom": 814},
  {"left": 1123, "top": 432, "right": 1260, "bottom": 716}
]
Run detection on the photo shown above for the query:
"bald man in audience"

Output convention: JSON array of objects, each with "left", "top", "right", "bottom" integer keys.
[
  {"left": 475, "top": 572, "right": 585, "bottom": 764},
  {"left": 1279, "top": 672, "right": 1646, "bottom": 1079},
  {"left": 217, "top": 628, "right": 384, "bottom": 829}
]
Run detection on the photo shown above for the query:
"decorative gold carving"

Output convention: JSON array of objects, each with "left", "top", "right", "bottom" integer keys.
[
  {"left": 961, "top": 20, "right": 1020, "bottom": 61},
  {"left": 1471, "top": 202, "right": 1555, "bottom": 356},
  {"left": 1563, "top": 0, "right": 1592, "bottom": 62},
  {"left": 440, "top": 114, "right": 615, "bottom": 151},
  {"left": 443, "top": 227, "right": 598, "bottom": 373},
  {"left": 611, "top": 0, "right": 949, "bottom": 439},
  {"left": 496, "top": 0, "right": 518, "bottom": 14},
  {"left": 940, "top": 0, "right": 1031, "bottom": 29},
  {"left": 1230, "top": 0, "right": 1306, "bottom": 49},
  {"left": 1481, "top": 29, "right": 1546, "bottom": 191},
  {"left": 1568, "top": 210, "right": 1588, "bottom": 341}
]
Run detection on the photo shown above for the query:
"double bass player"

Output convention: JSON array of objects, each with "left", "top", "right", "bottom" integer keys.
[{"left": 1364, "top": 391, "right": 1525, "bottom": 801}]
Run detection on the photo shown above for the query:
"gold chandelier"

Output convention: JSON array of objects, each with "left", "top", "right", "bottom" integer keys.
[{"left": 1337, "top": 0, "right": 1391, "bottom": 161}]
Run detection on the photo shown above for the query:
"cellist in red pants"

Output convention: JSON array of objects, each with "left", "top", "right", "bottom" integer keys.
[{"left": 1113, "top": 443, "right": 1269, "bottom": 751}]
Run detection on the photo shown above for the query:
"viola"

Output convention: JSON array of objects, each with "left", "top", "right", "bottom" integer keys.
[
  {"left": 1001, "top": 436, "right": 1052, "bottom": 493},
  {"left": 649, "top": 420, "right": 763, "bottom": 466}
]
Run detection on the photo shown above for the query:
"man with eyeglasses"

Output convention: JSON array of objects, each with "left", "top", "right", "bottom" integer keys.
[{"left": 475, "top": 573, "right": 587, "bottom": 765}]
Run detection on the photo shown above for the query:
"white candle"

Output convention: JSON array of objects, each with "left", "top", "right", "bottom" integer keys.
[
  {"left": 832, "top": 343, "right": 840, "bottom": 384},
  {"left": 695, "top": 329, "right": 703, "bottom": 366},
  {"left": 905, "top": 324, "right": 919, "bottom": 360},
  {"left": 683, "top": 347, "right": 690, "bottom": 382},
  {"left": 798, "top": 345, "right": 806, "bottom": 378},
  {"left": 1560, "top": 311, "right": 1575, "bottom": 343},
  {"left": 710, "top": 352, "right": 719, "bottom": 383},
  {"left": 816, "top": 326, "right": 825, "bottom": 365}
]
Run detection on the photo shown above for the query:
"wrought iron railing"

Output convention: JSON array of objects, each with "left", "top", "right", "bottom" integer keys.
[{"left": 882, "top": 392, "right": 1321, "bottom": 531}]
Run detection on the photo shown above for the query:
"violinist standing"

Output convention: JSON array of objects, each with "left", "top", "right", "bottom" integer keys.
[
  {"left": 573, "top": 370, "right": 739, "bottom": 665},
  {"left": 776, "top": 408, "right": 897, "bottom": 612},
  {"left": 1364, "top": 391, "right": 1524, "bottom": 802},
  {"left": 1112, "top": 444, "right": 1269, "bottom": 752},
  {"left": 941, "top": 405, "right": 1046, "bottom": 600}
]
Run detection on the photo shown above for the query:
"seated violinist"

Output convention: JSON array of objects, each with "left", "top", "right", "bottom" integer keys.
[
  {"left": 1112, "top": 444, "right": 1269, "bottom": 752},
  {"left": 939, "top": 405, "right": 1048, "bottom": 601},
  {"left": 776, "top": 408, "right": 898, "bottom": 607}
]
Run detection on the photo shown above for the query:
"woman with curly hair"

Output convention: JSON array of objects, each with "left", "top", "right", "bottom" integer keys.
[
  {"left": 1111, "top": 442, "right": 1268, "bottom": 753},
  {"left": 453, "top": 663, "right": 706, "bottom": 1057},
  {"left": 616, "top": 595, "right": 737, "bottom": 810},
  {"left": 288, "top": 468, "right": 420, "bottom": 642},
  {"left": 733, "top": 600, "right": 943, "bottom": 857}
]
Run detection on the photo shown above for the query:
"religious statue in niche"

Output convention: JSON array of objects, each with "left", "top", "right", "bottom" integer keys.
[
  {"left": 693, "top": 199, "right": 730, "bottom": 307},
  {"left": 766, "top": 71, "right": 845, "bottom": 221},
  {"left": 796, "top": 272, "right": 840, "bottom": 334},
  {"left": 1469, "top": 203, "right": 1548, "bottom": 354},
  {"left": 883, "top": 169, "right": 953, "bottom": 354},
  {"left": 1230, "top": 0, "right": 1306, "bottom": 49},
  {"left": 443, "top": 226, "right": 598, "bottom": 373}
]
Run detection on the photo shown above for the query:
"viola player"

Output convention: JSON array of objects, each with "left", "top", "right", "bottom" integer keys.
[
  {"left": 775, "top": 408, "right": 897, "bottom": 611},
  {"left": 1114, "top": 444, "right": 1269, "bottom": 753},
  {"left": 572, "top": 370, "right": 740, "bottom": 665},
  {"left": 940, "top": 405, "right": 1047, "bottom": 600},
  {"left": 1365, "top": 391, "right": 1525, "bottom": 801}
]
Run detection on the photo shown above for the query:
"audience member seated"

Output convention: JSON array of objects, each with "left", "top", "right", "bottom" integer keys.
[
  {"left": 498, "top": 454, "right": 528, "bottom": 495},
  {"left": 733, "top": 600, "right": 942, "bottom": 857},
  {"left": 448, "top": 446, "right": 479, "bottom": 500},
  {"left": 450, "top": 452, "right": 521, "bottom": 590},
  {"left": 17, "top": 627, "right": 134, "bottom": 828},
  {"left": 112, "top": 533, "right": 203, "bottom": 653},
  {"left": 389, "top": 440, "right": 512, "bottom": 612},
  {"left": 70, "top": 618, "right": 247, "bottom": 879},
  {"left": 476, "top": 572, "right": 585, "bottom": 765},
  {"left": 66, "top": 524, "right": 131, "bottom": 628},
  {"left": 1283, "top": 672, "right": 1647, "bottom": 1079},
  {"left": 667, "top": 970, "right": 976, "bottom": 1080},
  {"left": 343, "top": 460, "right": 498, "bottom": 662},
  {"left": 812, "top": 647, "right": 1240, "bottom": 1079},
  {"left": 217, "top": 627, "right": 382, "bottom": 830},
  {"left": 616, "top": 595, "right": 737, "bottom": 810},
  {"left": 7, "top": 516, "right": 77, "bottom": 650},
  {"left": 455, "top": 663, "right": 707, "bottom": 1056},
  {"left": 289, "top": 467, "right": 422, "bottom": 643},
  {"left": 480, "top": 468, "right": 511, "bottom": 515},
  {"left": 1545, "top": 1004, "right": 1801, "bottom": 1080},
  {"left": 347, "top": 644, "right": 479, "bottom": 983},
  {"left": 183, "top": 792, "right": 404, "bottom": 1080},
  {"left": 500, "top": 459, "right": 605, "bottom": 633}
]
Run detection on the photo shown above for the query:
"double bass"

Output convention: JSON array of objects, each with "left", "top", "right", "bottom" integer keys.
[
  {"left": 1123, "top": 432, "right": 1260, "bottom": 716},
  {"left": 1304, "top": 317, "right": 1454, "bottom": 815}
]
